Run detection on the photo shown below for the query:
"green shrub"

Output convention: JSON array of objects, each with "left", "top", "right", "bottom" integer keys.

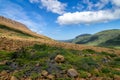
[
  {"left": 82, "top": 49, "right": 96, "bottom": 54},
  {"left": 30, "top": 72, "right": 40, "bottom": 79},
  {"left": 79, "top": 70, "right": 88, "bottom": 78},
  {"left": 101, "top": 67, "right": 111, "bottom": 73},
  {"left": 0, "top": 65, "right": 10, "bottom": 71},
  {"left": 114, "top": 57, "right": 120, "bottom": 61},
  {"left": 109, "top": 61, "right": 120, "bottom": 68},
  {"left": 100, "top": 52, "right": 117, "bottom": 57}
]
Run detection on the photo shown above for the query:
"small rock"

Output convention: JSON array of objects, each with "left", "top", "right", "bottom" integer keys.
[
  {"left": 35, "top": 63, "right": 40, "bottom": 67},
  {"left": 87, "top": 72, "right": 92, "bottom": 78},
  {"left": 67, "top": 68, "right": 78, "bottom": 78},
  {"left": 10, "top": 62, "right": 18, "bottom": 69},
  {"left": 0, "top": 60, "right": 8, "bottom": 65},
  {"left": 10, "top": 76, "right": 18, "bottom": 80},
  {"left": 55, "top": 55, "right": 65, "bottom": 63},
  {"left": 41, "top": 70, "right": 48, "bottom": 77},
  {"left": 47, "top": 74, "right": 55, "bottom": 80},
  {"left": 102, "top": 57, "right": 110, "bottom": 63}
]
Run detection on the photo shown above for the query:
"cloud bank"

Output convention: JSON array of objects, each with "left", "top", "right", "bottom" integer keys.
[
  {"left": 57, "top": 9, "right": 120, "bottom": 25},
  {"left": 29, "top": 0, "right": 66, "bottom": 14}
]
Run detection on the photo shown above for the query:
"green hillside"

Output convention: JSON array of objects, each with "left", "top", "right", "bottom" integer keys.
[
  {"left": 69, "top": 29, "right": 120, "bottom": 49},
  {"left": 72, "top": 34, "right": 92, "bottom": 44}
]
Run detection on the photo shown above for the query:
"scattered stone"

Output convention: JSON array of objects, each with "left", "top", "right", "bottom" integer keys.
[
  {"left": 102, "top": 57, "right": 110, "bottom": 63},
  {"left": 67, "top": 68, "right": 78, "bottom": 78},
  {"left": 0, "top": 60, "right": 8, "bottom": 65},
  {"left": 55, "top": 55, "right": 65, "bottom": 63},
  {"left": 41, "top": 70, "right": 48, "bottom": 77},
  {"left": 87, "top": 72, "right": 92, "bottom": 78},
  {"left": 35, "top": 63, "right": 40, "bottom": 67},
  {"left": 10, "top": 62, "right": 18, "bottom": 69},
  {"left": 47, "top": 74, "right": 55, "bottom": 80},
  {"left": 10, "top": 76, "right": 18, "bottom": 80}
]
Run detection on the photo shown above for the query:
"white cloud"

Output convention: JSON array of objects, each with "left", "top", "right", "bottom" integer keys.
[
  {"left": 29, "top": 0, "right": 66, "bottom": 14},
  {"left": 40, "top": 0, "right": 66, "bottom": 14},
  {"left": 57, "top": 9, "right": 120, "bottom": 25},
  {"left": 112, "top": 0, "right": 120, "bottom": 7}
]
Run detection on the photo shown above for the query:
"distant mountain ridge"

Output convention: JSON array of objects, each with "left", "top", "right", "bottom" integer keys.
[{"left": 62, "top": 29, "right": 120, "bottom": 49}]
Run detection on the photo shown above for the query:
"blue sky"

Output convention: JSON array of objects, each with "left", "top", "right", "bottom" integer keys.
[{"left": 0, "top": 0, "right": 120, "bottom": 40}]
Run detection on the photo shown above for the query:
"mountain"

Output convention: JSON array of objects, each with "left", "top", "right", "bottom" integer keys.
[
  {"left": 72, "top": 34, "right": 92, "bottom": 44},
  {"left": 99, "top": 34, "right": 120, "bottom": 48},
  {"left": 65, "top": 29, "right": 120, "bottom": 49},
  {"left": 0, "top": 16, "right": 51, "bottom": 40},
  {"left": 0, "top": 16, "right": 120, "bottom": 80}
]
